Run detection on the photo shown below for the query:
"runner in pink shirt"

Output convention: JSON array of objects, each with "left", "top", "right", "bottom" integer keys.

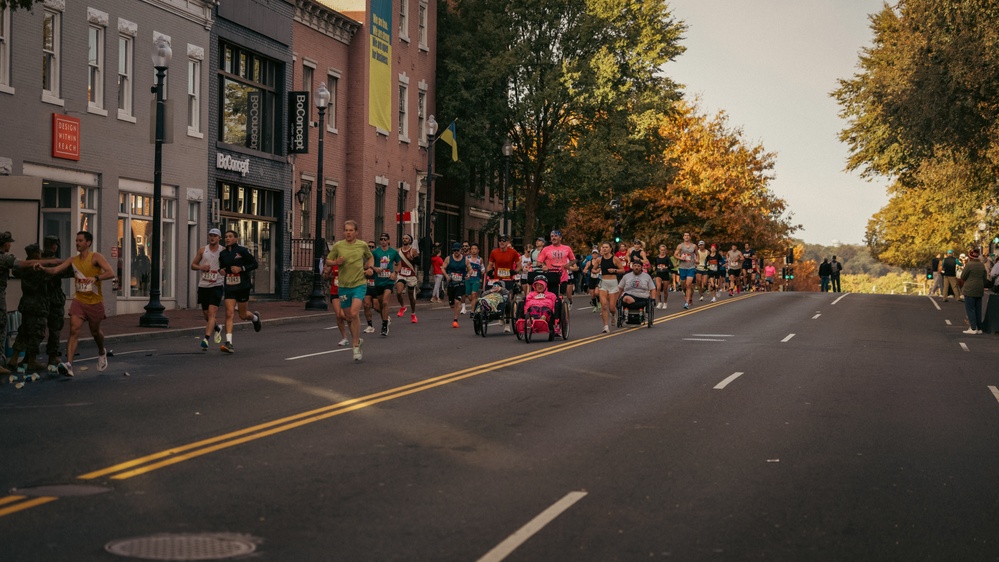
[{"left": 536, "top": 229, "right": 576, "bottom": 296}]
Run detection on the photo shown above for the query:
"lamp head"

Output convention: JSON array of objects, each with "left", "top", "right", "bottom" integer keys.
[
  {"left": 502, "top": 139, "right": 513, "bottom": 157},
  {"left": 296, "top": 186, "right": 309, "bottom": 205},
  {"left": 427, "top": 114, "right": 438, "bottom": 138},
  {"left": 315, "top": 82, "right": 330, "bottom": 109},
  {"left": 152, "top": 37, "right": 172, "bottom": 69}
]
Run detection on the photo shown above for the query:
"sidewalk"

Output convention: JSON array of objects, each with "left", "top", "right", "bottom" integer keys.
[{"left": 57, "top": 299, "right": 338, "bottom": 346}]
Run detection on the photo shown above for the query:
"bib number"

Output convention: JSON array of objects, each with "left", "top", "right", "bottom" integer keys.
[
  {"left": 400, "top": 267, "right": 413, "bottom": 277},
  {"left": 201, "top": 271, "right": 219, "bottom": 283},
  {"left": 225, "top": 274, "right": 241, "bottom": 286},
  {"left": 378, "top": 269, "right": 392, "bottom": 278},
  {"left": 75, "top": 280, "right": 94, "bottom": 293},
  {"left": 450, "top": 273, "right": 463, "bottom": 283},
  {"left": 497, "top": 268, "right": 511, "bottom": 278}
]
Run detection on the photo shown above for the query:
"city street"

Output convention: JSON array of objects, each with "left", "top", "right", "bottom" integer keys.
[{"left": 2, "top": 292, "right": 999, "bottom": 561}]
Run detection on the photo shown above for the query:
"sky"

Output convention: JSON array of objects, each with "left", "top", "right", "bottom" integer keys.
[{"left": 664, "top": 0, "right": 891, "bottom": 246}]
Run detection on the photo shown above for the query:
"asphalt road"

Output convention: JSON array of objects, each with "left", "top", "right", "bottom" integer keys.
[{"left": 2, "top": 292, "right": 998, "bottom": 561}]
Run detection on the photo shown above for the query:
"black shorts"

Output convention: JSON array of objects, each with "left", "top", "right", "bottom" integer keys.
[
  {"left": 365, "top": 284, "right": 381, "bottom": 298},
  {"left": 622, "top": 295, "right": 649, "bottom": 309},
  {"left": 447, "top": 283, "right": 466, "bottom": 305},
  {"left": 224, "top": 287, "right": 251, "bottom": 303},
  {"left": 198, "top": 286, "right": 224, "bottom": 310},
  {"left": 371, "top": 284, "right": 393, "bottom": 299},
  {"left": 587, "top": 276, "right": 601, "bottom": 290}
]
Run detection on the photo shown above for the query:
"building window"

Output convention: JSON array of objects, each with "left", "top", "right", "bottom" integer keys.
[
  {"left": 88, "top": 25, "right": 104, "bottom": 109},
  {"left": 118, "top": 34, "right": 133, "bottom": 117},
  {"left": 79, "top": 187, "right": 98, "bottom": 234},
  {"left": 398, "top": 82, "right": 408, "bottom": 140},
  {"left": 219, "top": 41, "right": 282, "bottom": 154},
  {"left": 374, "top": 184, "right": 386, "bottom": 240},
  {"left": 325, "top": 183, "right": 336, "bottom": 244},
  {"left": 417, "top": 89, "right": 426, "bottom": 146},
  {"left": 0, "top": 6, "right": 11, "bottom": 92},
  {"left": 399, "top": 0, "right": 409, "bottom": 41},
  {"left": 418, "top": 2, "right": 428, "bottom": 49},
  {"left": 326, "top": 73, "right": 338, "bottom": 131},
  {"left": 42, "top": 8, "right": 61, "bottom": 99},
  {"left": 188, "top": 57, "right": 200, "bottom": 132},
  {"left": 117, "top": 193, "right": 175, "bottom": 299},
  {"left": 299, "top": 178, "right": 312, "bottom": 237}
]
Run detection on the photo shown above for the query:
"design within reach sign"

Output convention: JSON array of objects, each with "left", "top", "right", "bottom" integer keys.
[
  {"left": 217, "top": 153, "right": 250, "bottom": 176},
  {"left": 288, "top": 91, "right": 309, "bottom": 154},
  {"left": 52, "top": 114, "right": 81, "bottom": 161}
]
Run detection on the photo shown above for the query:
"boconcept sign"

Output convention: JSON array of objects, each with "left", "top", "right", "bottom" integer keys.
[
  {"left": 216, "top": 153, "right": 250, "bottom": 176},
  {"left": 288, "top": 91, "right": 309, "bottom": 154}
]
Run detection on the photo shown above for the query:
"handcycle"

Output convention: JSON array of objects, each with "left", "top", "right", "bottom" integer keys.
[
  {"left": 514, "top": 271, "right": 570, "bottom": 343},
  {"left": 471, "top": 279, "right": 517, "bottom": 337},
  {"left": 616, "top": 294, "right": 655, "bottom": 328}
]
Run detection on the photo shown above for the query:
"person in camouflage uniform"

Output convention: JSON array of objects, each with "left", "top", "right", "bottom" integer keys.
[
  {"left": 0, "top": 231, "right": 17, "bottom": 375},
  {"left": 42, "top": 235, "right": 67, "bottom": 365},
  {"left": 9, "top": 244, "right": 50, "bottom": 372}
]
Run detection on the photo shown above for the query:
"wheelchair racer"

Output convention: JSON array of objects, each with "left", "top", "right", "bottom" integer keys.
[{"left": 619, "top": 259, "right": 657, "bottom": 314}]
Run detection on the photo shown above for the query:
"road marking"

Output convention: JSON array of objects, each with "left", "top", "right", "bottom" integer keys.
[
  {"left": 832, "top": 293, "right": 850, "bottom": 305},
  {"left": 960, "top": 342, "right": 969, "bottom": 352},
  {"left": 285, "top": 348, "right": 352, "bottom": 360},
  {"left": 684, "top": 338, "right": 726, "bottom": 342},
  {"left": 781, "top": 333, "right": 795, "bottom": 343},
  {"left": 73, "top": 294, "right": 762, "bottom": 484},
  {"left": 928, "top": 296, "right": 941, "bottom": 311},
  {"left": 78, "top": 349, "right": 155, "bottom": 362},
  {"left": 692, "top": 334, "right": 733, "bottom": 338},
  {"left": 812, "top": 314, "right": 821, "bottom": 319},
  {"left": 0, "top": 496, "right": 58, "bottom": 517},
  {"left": 714, "top": 372, "right": 744, "bottom": 389},
  {"left": 989, "top": 386, "right": 999, "bottom": 404},
  {"left": 945, "top": 320, "right": 952, "bottom": 326},
  {"left": 477, "top": 491, "right": 588, "bottom": 562}
]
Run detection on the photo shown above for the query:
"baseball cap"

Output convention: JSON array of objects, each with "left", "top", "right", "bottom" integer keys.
[
  {"left": 550, "top": 229, "right": 562, "bottom": 237},
  {"left": 452, "top": 242, "right": 462, "bottom": 251},
  {"left": 698, "top": 240, "right": 705, "bottom": 245},
  {"left": 536, "top": 237, "right": 545, "bottom": 243},
  {"left": 947, "top": 249, "right": 954, "bottom": 254},
  {"left": 498, "top": 234, "right": 509, "bottom": 241},
  {"left": 0, "top": 231, "right": 14, "bottom": 243},
  {"left": 379, "top": 233, "right": 390, "bottom": 240},
  {"left": 208, "top": 228, "right": 222, "bottom": 236}
]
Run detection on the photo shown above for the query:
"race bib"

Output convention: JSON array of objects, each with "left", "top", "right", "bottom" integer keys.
[
  {"left": 378, "top": 269, "right": 392, "bottom": 278},
  {"left": 225, "top": 274, "right": 241, "bottom": 286},
  {"left": 75, "top": 280, "right": 95, "bottom": 293},
  {"left": 470, "top": 270, "right": 480, "bottom": 278},
  {"left": 497, "top": 268, "right": 511, "bottom": 278},
  {"left": 450, "top": 272, "right": 463, "bottom": 283},
  {"left": 680, "top": 252, "right": 693, "bottom": 261},
  {"left": 367, "top": 278, "right": 375, "bottom": 286},
  {"left": 400, "top": 267, "right": 413, "bottom": 277},
  {"left": 709, "top": 264, "right": 718, "bottom": 271},
  {"left": 201, "top": 271, "right": 219, "bottom": 283}
]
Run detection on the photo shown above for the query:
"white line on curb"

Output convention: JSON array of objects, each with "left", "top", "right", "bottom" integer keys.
[
  {"left": 715, "top": 372, "right": 744, "bottom": 390},
  {"left": 477, "top": 491, "right": 588, "bottom": 562}
]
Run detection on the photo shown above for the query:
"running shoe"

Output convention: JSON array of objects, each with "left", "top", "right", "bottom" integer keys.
[
  {"left": 699, "top": 295, "right": 704, "bottom": 301},
  {"left": 962, "top": 328, "right": 978, "bottom": 334},
  {"left": 252, "top": 311, "right": 262, "bottom": 332},
  {"left": 978, "top": 330, "right": 984, "bottom": 334},
  {"left": 364, "top": 325, "right": 376, "bottom": 333},
  {"left": 601, "top": 325, "right": 609, "bottom": 333},
  {"left": 221, "top": 341, "right": 234, "bottom": 353},
  {"left": 411, "top": 314, "right": 418, "bottom": 323},
  {"left": 711, "top": 296, "right": 716, "bottom": 303},
  {"left": 58, "top": 362, "right": 74, "bottom": 377},
  {"left": 214, "top": 324, "right": 223, "bottom": 343},
  {"left": 201, "top": 338, "right": 209, "bottom": 351},
  {"left": 460, "top": 304, "right": 467, "bottom": 315},
  {"left": 504, "top": 324, "right": 512, "bottom": 333},
  {"left": 381, "top": 320, "right": 390, "bottom": 337},
  {"left": 683, "top": 303, "right": 689, "bottom": 310},
  {"left": 353, "top": 338, "right": 363, "bottom": 361},
  {"left": 397, "top": 306, "right": 407, "bottom": 317},
  {"left": 97, "top": 353, "right": 108, "bottom": 372},
  {"left": 337, "top": 338, "right": 349, "bottom": 347},
  {"left": 452, "top": 320, "right": 459, "bottom": 328}
]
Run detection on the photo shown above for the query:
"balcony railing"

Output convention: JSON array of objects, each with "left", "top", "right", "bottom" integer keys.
[{"left": 291, "top": 238, "right": 329, "bottom": 271}]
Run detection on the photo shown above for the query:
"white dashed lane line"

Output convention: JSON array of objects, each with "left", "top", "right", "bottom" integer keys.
[
  {"left": 812, "top": 313, "right": 821, "bottom": 319},
  {"left": 989, "top": 386, "right": 999, "bottom": 404},
  {"left": 477, "top": 491, "right": 588, "bottom": 562},
  {"left": 714, "top": 372, "right": 744, "bottom": 390},
  {"left": 960, "top": 342, "right": 970, "bottom": 352},
  {"left": 928, "top": 296, "right": 941, "bottom": 311},
  {"left": 781, "top": 333, "right": 795, "bottom": 343}
]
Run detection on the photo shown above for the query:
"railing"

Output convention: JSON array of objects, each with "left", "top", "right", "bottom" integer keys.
[{"left": 291, "top": 238, "right": 329, "bottom": 271}]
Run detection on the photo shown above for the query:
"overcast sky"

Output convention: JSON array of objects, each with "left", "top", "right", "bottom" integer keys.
[{"left": 664, "top": 0, "right": 890, "bottom": 246}]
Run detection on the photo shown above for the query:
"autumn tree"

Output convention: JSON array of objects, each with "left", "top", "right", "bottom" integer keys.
[{"left": 1, "top": 0, "right": 42, "bottom": 10}]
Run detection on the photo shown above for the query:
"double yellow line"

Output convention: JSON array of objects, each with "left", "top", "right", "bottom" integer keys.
[{"left": 0, "top": 292, "right": 757, "bottom": 518}]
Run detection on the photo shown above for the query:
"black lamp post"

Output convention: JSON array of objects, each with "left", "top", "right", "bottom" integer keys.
[
  {"left": 418, "top": 115, "right": 438, "bottom": 299},
  {"left": 140, "top": 37, "right": 171, "bottom": 328},
  {"left": 305, "top": 82, "right": 331, "bottom": 310},
  {"left": 502, "top": 139, "right": 512, "bottom": 237}
]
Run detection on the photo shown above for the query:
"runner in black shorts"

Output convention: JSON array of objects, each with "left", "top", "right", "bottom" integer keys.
[
  {"left": 219, "top": 230, "right": 262, "bottom": 353},
  {"left": 654, "top": 244, "right": 671, "bottom": 309}
]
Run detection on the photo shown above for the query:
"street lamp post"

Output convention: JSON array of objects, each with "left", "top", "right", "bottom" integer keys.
[
  {"left": 418, "top": 115, "right": 439, "bottom": 299},
  {"left": 305, "top": 82, "right": 331, "bottom": 310},
  {"left": 502, "top": 139, "right": 512, "bottom": 237},
  {"left": 139, "top": 37, "right": 172, "bottom": 328}
]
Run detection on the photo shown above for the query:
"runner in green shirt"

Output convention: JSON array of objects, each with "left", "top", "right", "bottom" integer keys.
[{"left": 325, "top": 220, "right": 374, "bottom": 361}]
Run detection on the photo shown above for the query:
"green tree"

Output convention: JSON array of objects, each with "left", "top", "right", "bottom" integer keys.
[{"left": 1, "top": 0, "right": 42, "bottom": 10}]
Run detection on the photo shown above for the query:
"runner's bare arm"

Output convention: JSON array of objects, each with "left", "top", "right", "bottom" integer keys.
[
  {"left": 190, "top": 247, "right": 207, "bottom": 271},
  {"left": 93, "top": 253, "right": 116, "bottom": 281}
]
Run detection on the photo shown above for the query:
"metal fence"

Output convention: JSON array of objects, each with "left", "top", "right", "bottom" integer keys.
[{"left": 291, "top": 238, "right": 328, "bottom": 271}]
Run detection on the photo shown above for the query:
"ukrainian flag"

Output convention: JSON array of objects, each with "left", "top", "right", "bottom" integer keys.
[{"left": 440, "top": 120, "right": 458, "bottom": 162}]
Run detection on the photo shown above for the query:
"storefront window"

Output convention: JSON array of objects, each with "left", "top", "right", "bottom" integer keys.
[
  {"left": 117, "top": 193, "right": 174, "bottom": 299},
  {"left": 218, "top": 181, "right": 278, "bottom": 294},
  {"left": 219, "top": 42, "right": 280, "bottom": 154}
]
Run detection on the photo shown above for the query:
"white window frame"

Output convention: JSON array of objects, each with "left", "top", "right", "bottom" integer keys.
[
  {"left": 0, "top": 6, "right": 12, "bottom": 95},
  {"left": 417, "top": 84, "right": 427, "bottom": 147},
  {"left": 117, "top": 19, "right": 136, "bottom": 123},
  {"left": 399, "top": 0, "right": 410, "bottom": 43},
  {"left": 398, "top": 73, "right": 409, "bottom": 143},
  {"left": 42, "top": 7, "right": 62, "bottom": 105},
  {"left": 326, "top": 71, "right": 339, "bottom": 134},
  {"left": 418, "top": 1, "right": 428, "bottom": 51},
  {"left": 187, "top": 44, "right": 204, "bottom": 137},
  {"left": 302, "top": 59, "right": 315, "bottom": 122},
  {"left": 88, "top": 24, "right": 106, "bottom": 114}
]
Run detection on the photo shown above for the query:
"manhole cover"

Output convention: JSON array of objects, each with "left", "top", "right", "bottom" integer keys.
[
  {"left": 105, "top": 533, "right": 258, "bottom": 560},
  {"left": 11, "top": 484, "right": 112, "bottom": 497}
]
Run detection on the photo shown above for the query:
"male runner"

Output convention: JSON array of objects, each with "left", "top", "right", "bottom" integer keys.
[
  {"left": 190, "top": 228, "right": 225, "bottom": 351},
  {"left": 743, "top": 243, "right": 756, "bottom": 291},
  {"left": 219, "top": 230, "right": 262, "bottom": 353},
  {"left": 727, "top": 244, "right": 744, "bottom": 295},
  {"left": 674, "top": 232, "right": 698, "bottom": 309},
  {"left": 695, "top": 240, "right": 709, "bottom": 301},
  {"left": 537, "top": 229, "right": 577, "bottom": 297},
  {"left": 395, "top": 233, "right": 420, "bottom": 323},
  {"left": 370, "top": 233, "right": 400, "bottom": 336},
  {"left": 40, "top": 231, "right": 115, "bottom": 377},
  {"left": 326, "top": 220, "right": 374, "bottom": 361}
]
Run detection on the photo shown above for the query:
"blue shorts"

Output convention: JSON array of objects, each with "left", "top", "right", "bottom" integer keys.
[
  {"left": 465, "top": 278, "right": 482, "bottom": 294},
  {"left": 338, "top": 285, "right": 367, "bottom": 306},
  {"left": 678, "top": 268, "right": 697, "bottom": 281}
]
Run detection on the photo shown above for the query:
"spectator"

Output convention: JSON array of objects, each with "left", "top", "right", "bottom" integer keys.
[
  {"left": 818, "top": 258, "right": 832, "bottom": 292},
  {"left": 959, "top": 249, "right": 988, "bottom": 334},
  {"left": 830, "top": 255, "right": 843, "bottom": 292},
  {"left": 941, "top": 250, "right": 962, "bottom": 302}
]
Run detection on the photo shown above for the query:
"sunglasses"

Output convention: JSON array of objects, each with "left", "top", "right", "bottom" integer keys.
[{"left": 368, "top": 244, "right": 375, "bottom": 249}]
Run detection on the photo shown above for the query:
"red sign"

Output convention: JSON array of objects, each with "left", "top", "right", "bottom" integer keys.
[
  {"left": 52, "top": 114, "right": 81, "bottom": 160},
  {"left": 396, "top": 211, "right": 412, "bottom": 223}
]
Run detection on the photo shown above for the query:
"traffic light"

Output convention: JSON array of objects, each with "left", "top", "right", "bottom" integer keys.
[
  {"left": 613, "top": 220, "right": 622, "bottom": 243},
  {"left": 786, "top": 247, "right": 794, "bottom": 264}
]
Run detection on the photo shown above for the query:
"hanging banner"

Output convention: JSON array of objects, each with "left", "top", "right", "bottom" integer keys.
[
  {"left": 246, "top": 90, "right": 261, "bottom": 150},
  {"left": 368, "top": 0, "right": 392, "bottom": 131},
  {"left": 288, "top": 91, "right": 309, "bottom": 154}
]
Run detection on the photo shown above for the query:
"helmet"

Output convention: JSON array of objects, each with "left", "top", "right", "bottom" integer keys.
[{"left": 532, "top": 277, "right": 548, "bottom": 290}]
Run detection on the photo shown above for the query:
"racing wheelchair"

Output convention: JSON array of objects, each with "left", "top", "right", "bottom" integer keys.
[
  {"left": 472, "top": 279, "right": 517, "bottom": 337},
  {"left": 514, "top": 271, "right": 569, "bottom": 343}
]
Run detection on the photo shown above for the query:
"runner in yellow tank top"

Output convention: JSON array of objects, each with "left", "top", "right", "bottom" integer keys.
[{"left": 41, "top": 231, "right": 115, "bottom": 377}]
